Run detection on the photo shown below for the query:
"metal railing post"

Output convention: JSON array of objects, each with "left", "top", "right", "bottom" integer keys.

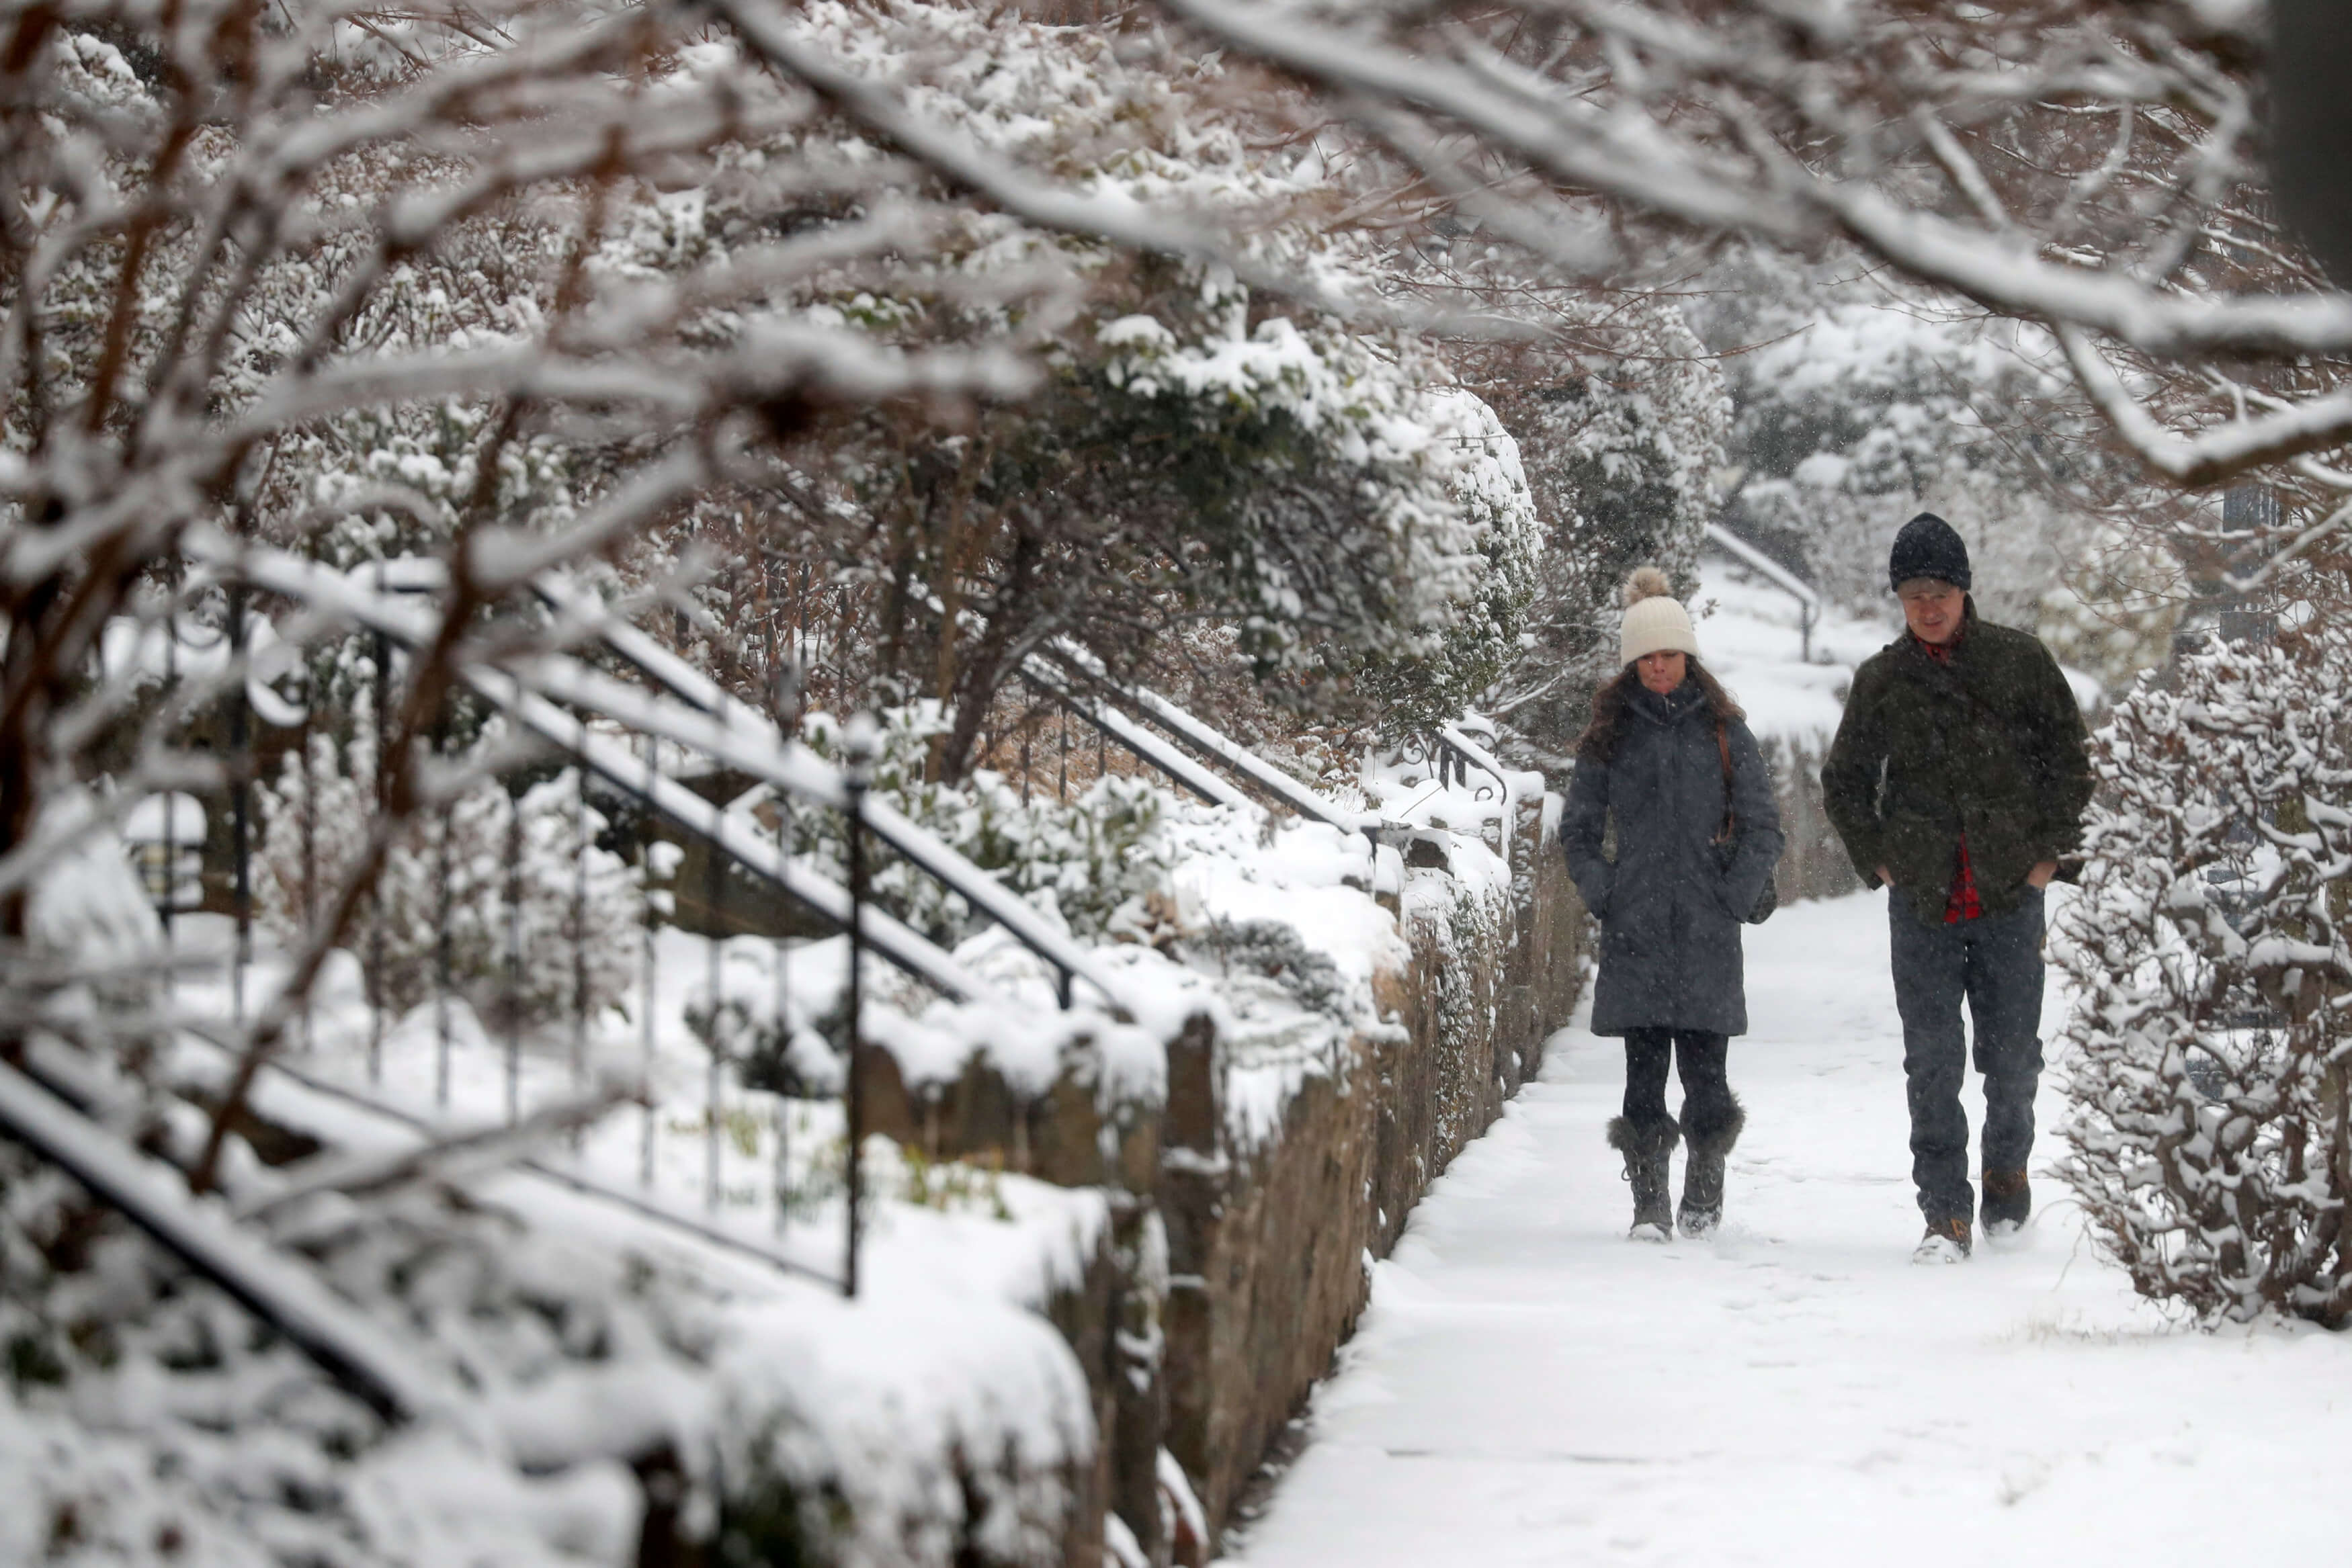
[
  {"left": 571, "top": 769, "right": 590, "bottom": 1149},
  {"left": 159, "top": 603, "right": 177, "bottom": 996},
  {"left": 639, "top": 734, "right": 660, "bottom": 1189},
  {"left": 769, "top": 660, "right": 801, "bottom": 1235},
  {"left": 841, "top": 717, "right": 876, "bottom": 1300},
  {"left": 228, "top": 584, "right": 251, "bottom": 1026},
  {"left": 773, "top": 789, "right": 792, "bottom": 1235},
  {"left": 300, "top": 698, "right": 316, "bottom": 1053},
  {"left": 369, "top": 607, "right": 390, "bottom": 1086},
  {"left": 505, "top": 780, "right": 523, "bottom": 1125},
  {"left": 706, "top": 820, "right": 725, "bottom": 1213},
  {"left": 434, "top": 714, "right": 452, "bottom": 1109}
]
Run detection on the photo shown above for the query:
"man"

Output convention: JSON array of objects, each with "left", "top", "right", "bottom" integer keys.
[{"left": 1822, "top": 513, "right": 2093, "bottom": 1263}]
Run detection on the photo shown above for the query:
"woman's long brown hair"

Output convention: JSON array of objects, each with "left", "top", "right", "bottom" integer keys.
[{"left": 1573, "top": 655, "right": 1745, "bottom": 765}]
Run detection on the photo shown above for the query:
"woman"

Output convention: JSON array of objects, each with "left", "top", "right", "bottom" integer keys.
[{"left": 1562, "top": 568, "right": 1784, "bottom": 1239}]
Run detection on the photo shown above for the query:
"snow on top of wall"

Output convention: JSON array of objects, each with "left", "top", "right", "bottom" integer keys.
[
  {"left": 709, "top": 1284, "right": 1095, "bottom": 1568},
  {"left": 845, "top": 794, "right": 1433, "bottom": 1155},
  {"left": 1159, "top": 812, "right": 1411, "bottom": 1151}
]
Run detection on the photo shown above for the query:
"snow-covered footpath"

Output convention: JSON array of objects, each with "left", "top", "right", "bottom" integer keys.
[{"left": 1223, "top": 890, "right": 2352, "bottom": 1567}]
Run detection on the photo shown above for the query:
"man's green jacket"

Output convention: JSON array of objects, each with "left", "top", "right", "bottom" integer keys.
[{"left": 1821, "top": 602, "right": 2093, "bottom": 924}]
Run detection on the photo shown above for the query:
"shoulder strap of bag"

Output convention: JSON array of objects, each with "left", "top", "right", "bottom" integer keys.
[{"left": 1714, "top": 721, "right": 1736, "bottom": 844}]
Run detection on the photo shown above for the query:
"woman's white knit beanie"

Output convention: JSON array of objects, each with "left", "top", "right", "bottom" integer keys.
[{"left": 1619, "top": 567, "right": 1699, "bottom": 666}]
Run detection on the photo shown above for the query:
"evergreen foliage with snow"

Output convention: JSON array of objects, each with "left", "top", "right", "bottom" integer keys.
[
  {"left": 720, "top": 2, "right": 1542, "bottom": 758},
  {"left": 1347, "top": 387, "right": 1542, "bottom": 736},
  {"left": 2058, "top": 634, "right": 2352, "bottom": 1327},
  {"left": 792, "top": 707, "right": 1179, "bottom": 947},
  {"left": 1480, "top": 298, "right": 1729, "bottom": 762},
  {"left": 256, "top": 713, "right": 640, "bottom": 1028}
]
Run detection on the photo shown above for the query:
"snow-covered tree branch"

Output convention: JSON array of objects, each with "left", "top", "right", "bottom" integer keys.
[{"left": 1165, "top": 0, "right": 2352, "bottom": 566}]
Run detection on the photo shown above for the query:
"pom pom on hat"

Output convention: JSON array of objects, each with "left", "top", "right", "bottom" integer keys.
[
  {"left": 1622, "top": 566, "right": 1675, "bottom": 608},
  {"left": 1618, "top": 566, "right": 1699, "bottom": 667}
]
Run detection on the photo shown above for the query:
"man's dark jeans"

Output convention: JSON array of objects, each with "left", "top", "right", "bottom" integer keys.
[{"left": 1888, "top": 887, "right": 2046, "bottom": 1225}]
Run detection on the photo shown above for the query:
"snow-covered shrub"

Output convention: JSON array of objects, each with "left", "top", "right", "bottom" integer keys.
[
  {"left": 794, "top": 706, "right": 1179, "bottom": 947},
  {"left": 2058, "top": 633, "right": 2352, "bottom": 1327},
  {"left": 783, "top": 275, "right": 1534, "bottom": 766},
  {"left": 255, "top": 711, "right": 640, "bottom": 1029},
  {"left": 1347, "top": 386, "right": 1542, "bottom": 737},
  {"left": 0, "top": 1115, "right": 658, "bottom": 1568},
  {"left": 627, "top": 1, "right": 1543, "bottom": 763},
  {"left": 1090, "top": 310, "right": 1537, "bottom": 722},
  {"left": 1184, "top": 919, "right": 1349, "bottom": 1020}
]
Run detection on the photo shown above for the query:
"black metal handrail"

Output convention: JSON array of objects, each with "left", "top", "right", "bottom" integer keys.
[
  {"left": 226, "top": 546, "right": 1136, "bottom": 1018},
  {"left": 1706, "top": 523, "right": 1822, "bottom": 661},
  {"left": 1432, "top": 723, "right": 1515, "bottom": 805},
  {"left": 1034, "top": 642, "right": 1376, "bottom": 840},
  {"left": 180, "top": 538, "right": 1154, "bottom": 1304},
  {"left": 1016, "top": 660, "right": 1257, "bottom": 815},
  {"left": 521, "top": 570, "right": 1134, "bottom": 1016}
]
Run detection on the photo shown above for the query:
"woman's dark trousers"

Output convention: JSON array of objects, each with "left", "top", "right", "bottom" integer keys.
[
  {"left": 1615, "top": 1029, "right": 1744, "bottom": 1235},
  {"left": 1888, "top": 889, "right": 2046, "bottom": 1229}
]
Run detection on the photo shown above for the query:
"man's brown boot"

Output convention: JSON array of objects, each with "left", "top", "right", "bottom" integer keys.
[
  {"left": 1912, "top": 1215, "right": 1972, "bottom": 1264},
  {"left": 1982, "top": 1170, "right": 2031, "bottom": 1236}
]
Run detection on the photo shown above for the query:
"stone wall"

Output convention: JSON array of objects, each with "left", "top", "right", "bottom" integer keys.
[
  {"left": 860, "top": 796, "right": 1587, "bottom": 1565},
  {"left": 1161, "top": 795, "right": 1583, "bottom": 1550}
]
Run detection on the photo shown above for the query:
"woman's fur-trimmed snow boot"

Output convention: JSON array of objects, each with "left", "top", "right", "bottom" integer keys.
[
  {"left": 1607, "top": 1115, "right": 1680, "bottom": 1241},
  {"left": 1677, "top": 1094, "right": 1745, "bottom": 1237}
]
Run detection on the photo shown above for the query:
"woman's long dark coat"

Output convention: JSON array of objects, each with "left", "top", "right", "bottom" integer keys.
[{"left": 1562, "top": 682, "right": 1785, "bottom": 1037}]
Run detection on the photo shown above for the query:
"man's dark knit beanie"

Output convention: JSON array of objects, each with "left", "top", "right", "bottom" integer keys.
[{"left": 1888, "top": 513, "right": 1972, "bottom": 593}]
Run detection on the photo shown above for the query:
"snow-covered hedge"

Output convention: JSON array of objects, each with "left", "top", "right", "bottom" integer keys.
[{"left": 2058, "top": 634, "right": 2352, "bottom": 1328}]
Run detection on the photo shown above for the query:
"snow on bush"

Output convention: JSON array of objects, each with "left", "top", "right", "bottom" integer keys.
[
  {"left": 1092, "top": 308, "right": 1537, "bottom": 715},
  {"left": 792, "top": 705, "right": 1180, "bottom": 947},
  {"left": 256, "top": 706, "right": 640, "bottom": 1029},
  {"left": 2058, "top": 633, "right": 2352, "bottom": 1328},
  {"left": 643, "top": 0, "right": 1543, "bottom": 756},
  {"left": 0, "top": 1112, "right": 1095, "bottom": 1568}
]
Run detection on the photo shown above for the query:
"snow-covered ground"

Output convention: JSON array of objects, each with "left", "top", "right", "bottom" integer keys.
[{"left": 1221, "top": 890, "right": 2352, "bottom": 1567}]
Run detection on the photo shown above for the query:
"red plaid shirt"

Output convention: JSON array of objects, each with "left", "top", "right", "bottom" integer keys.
[{"left": 1914, "top": 631, "right": 1982, "bottom": 924}]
